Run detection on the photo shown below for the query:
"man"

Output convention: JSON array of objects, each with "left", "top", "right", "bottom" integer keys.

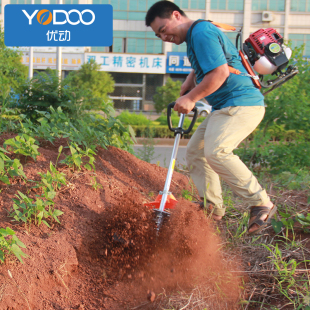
[{"left": 145, "top": 0, "right": 277, "bottom": 235}]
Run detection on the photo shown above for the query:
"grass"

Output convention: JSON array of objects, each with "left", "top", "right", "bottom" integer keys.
[
  {"left": 217, "top": 181, "right": 310, "bottom": 310},
  {"left": 146, "top": 171, "right": 310, "bottom": 310}
]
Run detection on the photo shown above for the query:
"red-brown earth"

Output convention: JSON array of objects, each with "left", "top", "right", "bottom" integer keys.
[{"left": 0, "top": 134, "right": 243, "bottom": 309}]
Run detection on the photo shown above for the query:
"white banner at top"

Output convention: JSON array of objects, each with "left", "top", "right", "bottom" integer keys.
[{"left": 85, "top": 53, "right": 166, "bottom": 74}]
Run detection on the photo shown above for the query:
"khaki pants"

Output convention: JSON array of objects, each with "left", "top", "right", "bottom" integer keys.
[{"left": 186, "top": 106, "right": 270, "bottom": 216}]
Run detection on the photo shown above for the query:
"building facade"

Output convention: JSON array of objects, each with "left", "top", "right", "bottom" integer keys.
[{"left": 0, "top": 0, "right": 309, "bottom": 110}]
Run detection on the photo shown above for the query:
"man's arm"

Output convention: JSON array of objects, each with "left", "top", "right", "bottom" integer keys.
[{"left": 174, "top": 63, "right": 230, "bottom": 114}]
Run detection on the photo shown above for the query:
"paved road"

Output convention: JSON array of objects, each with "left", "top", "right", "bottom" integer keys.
[{"left": 133, "top": 144, "right": 187, "bottom": 168}]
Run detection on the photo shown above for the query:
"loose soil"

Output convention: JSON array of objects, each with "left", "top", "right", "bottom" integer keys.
[{"left": 0, "top": 135, "right": 242, "bottom": 309}]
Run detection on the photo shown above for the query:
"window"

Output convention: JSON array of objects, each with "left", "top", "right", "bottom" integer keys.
[
  {"left": 114, "top": 11, "right": 127, "bottom": 19},
  {"left": 129, "top": 0, "right": 146, "bottom": 11},
  {"left": 127, "top": 38, "right": 145, "bottom": 53},
  {"left": 128, "top": 12, "right": 145, "bottom": 20},
  {"left": 64, "top": 0, "right": 78, "bottom": 3},
  {"left": 291, "top": 0, "right": 310, "bottom": 12},
  {"left": 252, "top": 0, "right": 285, "bottom": 11},
  {"left": 174, "top": 0, "right": 189, "bottom": 9},
  {"left": 172, "top": 42, "right": 187, "bottom": 52},
  {"left": 93, "top": 0, "right": 109, "bottom": 3},
  {"left": 146, "top": 74, "right": 163, "bottom": 100},
  {"left": 113, "top": 38, "right": 124, "bottom": 52},
  {"left": 211, "top": 0, "right": 243, "bottom": 10},
  {"left": 94, "top": 0, "right": 159, "bottom": 13},
  {"left": 112, "top": 31, "right": 163, "bottom": 53},
  {"left": 175, "top": 0, "right": 206, "bottom": 9},
  {"left": 147, "top": 0, "right": 157, "bottom": 9},
  {"left": 91, "top": 47, "right": 110, "bottom": 52},
  {"left": 10, "top": 0, "right": 41, "bottom": 3},
  {"left": 289, "top": 34, "right": 310, "bottom": 57}
]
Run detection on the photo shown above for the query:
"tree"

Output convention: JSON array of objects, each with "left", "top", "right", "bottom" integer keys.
[
  {"left": 68, "top": 59, "right": 115, "bottom": 110},
  {"left": 0, "top": 26, "right": 28, "bottom": 103},
  {"left": 153, "top": 78, "right": 182, "bottom": 113},
  {"left": 261, "top": 45, "right": 310, "bottom": 134}
]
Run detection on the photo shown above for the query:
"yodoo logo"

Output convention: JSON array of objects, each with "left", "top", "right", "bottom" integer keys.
[
  {"left": 5, "top": 4, "right": 112, "bottom": 46},
  {"left": 22, "top": 9, "right": 95, "bottom": 25}
]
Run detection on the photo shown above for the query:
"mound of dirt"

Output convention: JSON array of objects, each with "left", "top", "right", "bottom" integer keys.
[{"left": 0, "top": 135, "right": 242, "bottom": 309}]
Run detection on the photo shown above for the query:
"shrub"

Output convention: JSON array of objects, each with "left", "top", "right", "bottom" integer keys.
[
  {"left": 116, "top": 110, "right": 151, "bottom": 126},
  {"left": 11, "top": 69, "right": 87, "bottom": 120},
  {"left": 156, "top": 113, "right": 192, "bottom": 128},
  {"left": 131, "top": 125, "right": 194, "bottom": 139}
]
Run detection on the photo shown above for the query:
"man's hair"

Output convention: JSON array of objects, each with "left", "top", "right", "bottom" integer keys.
[{"left": 145, "top": 0, "right": 186, "bottom": 27}]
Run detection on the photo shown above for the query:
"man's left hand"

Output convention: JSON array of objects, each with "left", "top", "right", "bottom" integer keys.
[{"left": 174, "top": 95, "right": 196, "bottom": 115}]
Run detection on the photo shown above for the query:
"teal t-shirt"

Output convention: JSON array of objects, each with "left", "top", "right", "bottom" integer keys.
[{"left": 186, "top": 20, "right": 264, "bottom": 110}]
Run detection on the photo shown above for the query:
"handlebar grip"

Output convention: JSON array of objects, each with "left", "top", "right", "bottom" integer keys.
[{"left": 167, "top": 102, "right": 198, "bottom": 134}]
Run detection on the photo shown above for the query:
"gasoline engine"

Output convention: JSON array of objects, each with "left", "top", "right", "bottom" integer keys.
[{"left": 238, "top": 28, "right": 298, "bottom": 95}]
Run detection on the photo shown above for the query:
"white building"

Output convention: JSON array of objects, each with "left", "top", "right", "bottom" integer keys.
[{"left": 0, "top": 0, "right": 309, "bottom": 110}]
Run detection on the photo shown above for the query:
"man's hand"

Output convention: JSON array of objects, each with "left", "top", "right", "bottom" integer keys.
[{"left": 174, "top": 95, "right": 196, "bottom": 115}]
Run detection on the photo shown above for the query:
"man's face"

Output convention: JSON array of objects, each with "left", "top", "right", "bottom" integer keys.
[{"left": 150, "top": 11, "right": 184, "bottom": 45}]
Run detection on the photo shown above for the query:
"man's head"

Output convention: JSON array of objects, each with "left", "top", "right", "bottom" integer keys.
[{"left": 145, "top": 1, "right": 190, "bottom": 45}]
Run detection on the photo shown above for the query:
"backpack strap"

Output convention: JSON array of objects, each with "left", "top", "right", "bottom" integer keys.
[{"left": 188, "top": 20, "right": 260, "bottom": 88}]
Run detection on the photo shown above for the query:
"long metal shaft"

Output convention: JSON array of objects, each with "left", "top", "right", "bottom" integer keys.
[{"left": 158, "top": 114, "right": 185, "bottom": 213}]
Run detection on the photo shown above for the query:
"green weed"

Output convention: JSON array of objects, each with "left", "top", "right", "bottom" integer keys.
[
  {"left": 262, "top": 243, "right": 310, "bottom": 309},
  {"left": 0, "top": 227, "right": 27, "bottom": 263},
  {"left": 61, "top": 143, "right": 96, "bottom": 171},
  {"left": 89, "top": 175, "right": 103, "bottom": 191},
  {"left": 9, "top": 191, "right": 63, "bottom": 229},
  {"left": 36, "top": 163, "right": 67, "bottom": 199},
  {"left": 4, "top": 134, "right": 40, "bottom": 161},
  {"left": 181, "top": 189, "right": 193, "bottom": 201},
  {"left": 0, "top": 147, "right": 26, "bottom": 184},
  {"left": 271, "top": 210, "right": 310, "bottom": 234},
  {"left": 135, "top": 126, "right": 156, "bottom": 163}
]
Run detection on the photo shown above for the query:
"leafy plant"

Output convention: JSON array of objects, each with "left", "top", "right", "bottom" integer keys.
[
  {"left": 0, "top": 147, "right": 27, "bottom": 185},
  {"left": 36, "top": 161, "right": 67, "bottom": 199},
  {"left": 4, "top": 134, "right": 40, "bottom": 161},
  {"left": 61, "top": 143, "right": 96, "bottom": 171},
  {"left": 0, "top": 227, "right": 27, "bottom": 263},
  {"left": 9, "top": 191, "right": 63, "bottom": 229},
  {"left": 272, "top": 211, "right": 310, "bottom": 234}
]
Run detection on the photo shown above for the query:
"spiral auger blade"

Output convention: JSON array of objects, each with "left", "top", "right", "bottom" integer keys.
[{"left": 154, "top": 209, "right": 170, "bottom": 234}]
